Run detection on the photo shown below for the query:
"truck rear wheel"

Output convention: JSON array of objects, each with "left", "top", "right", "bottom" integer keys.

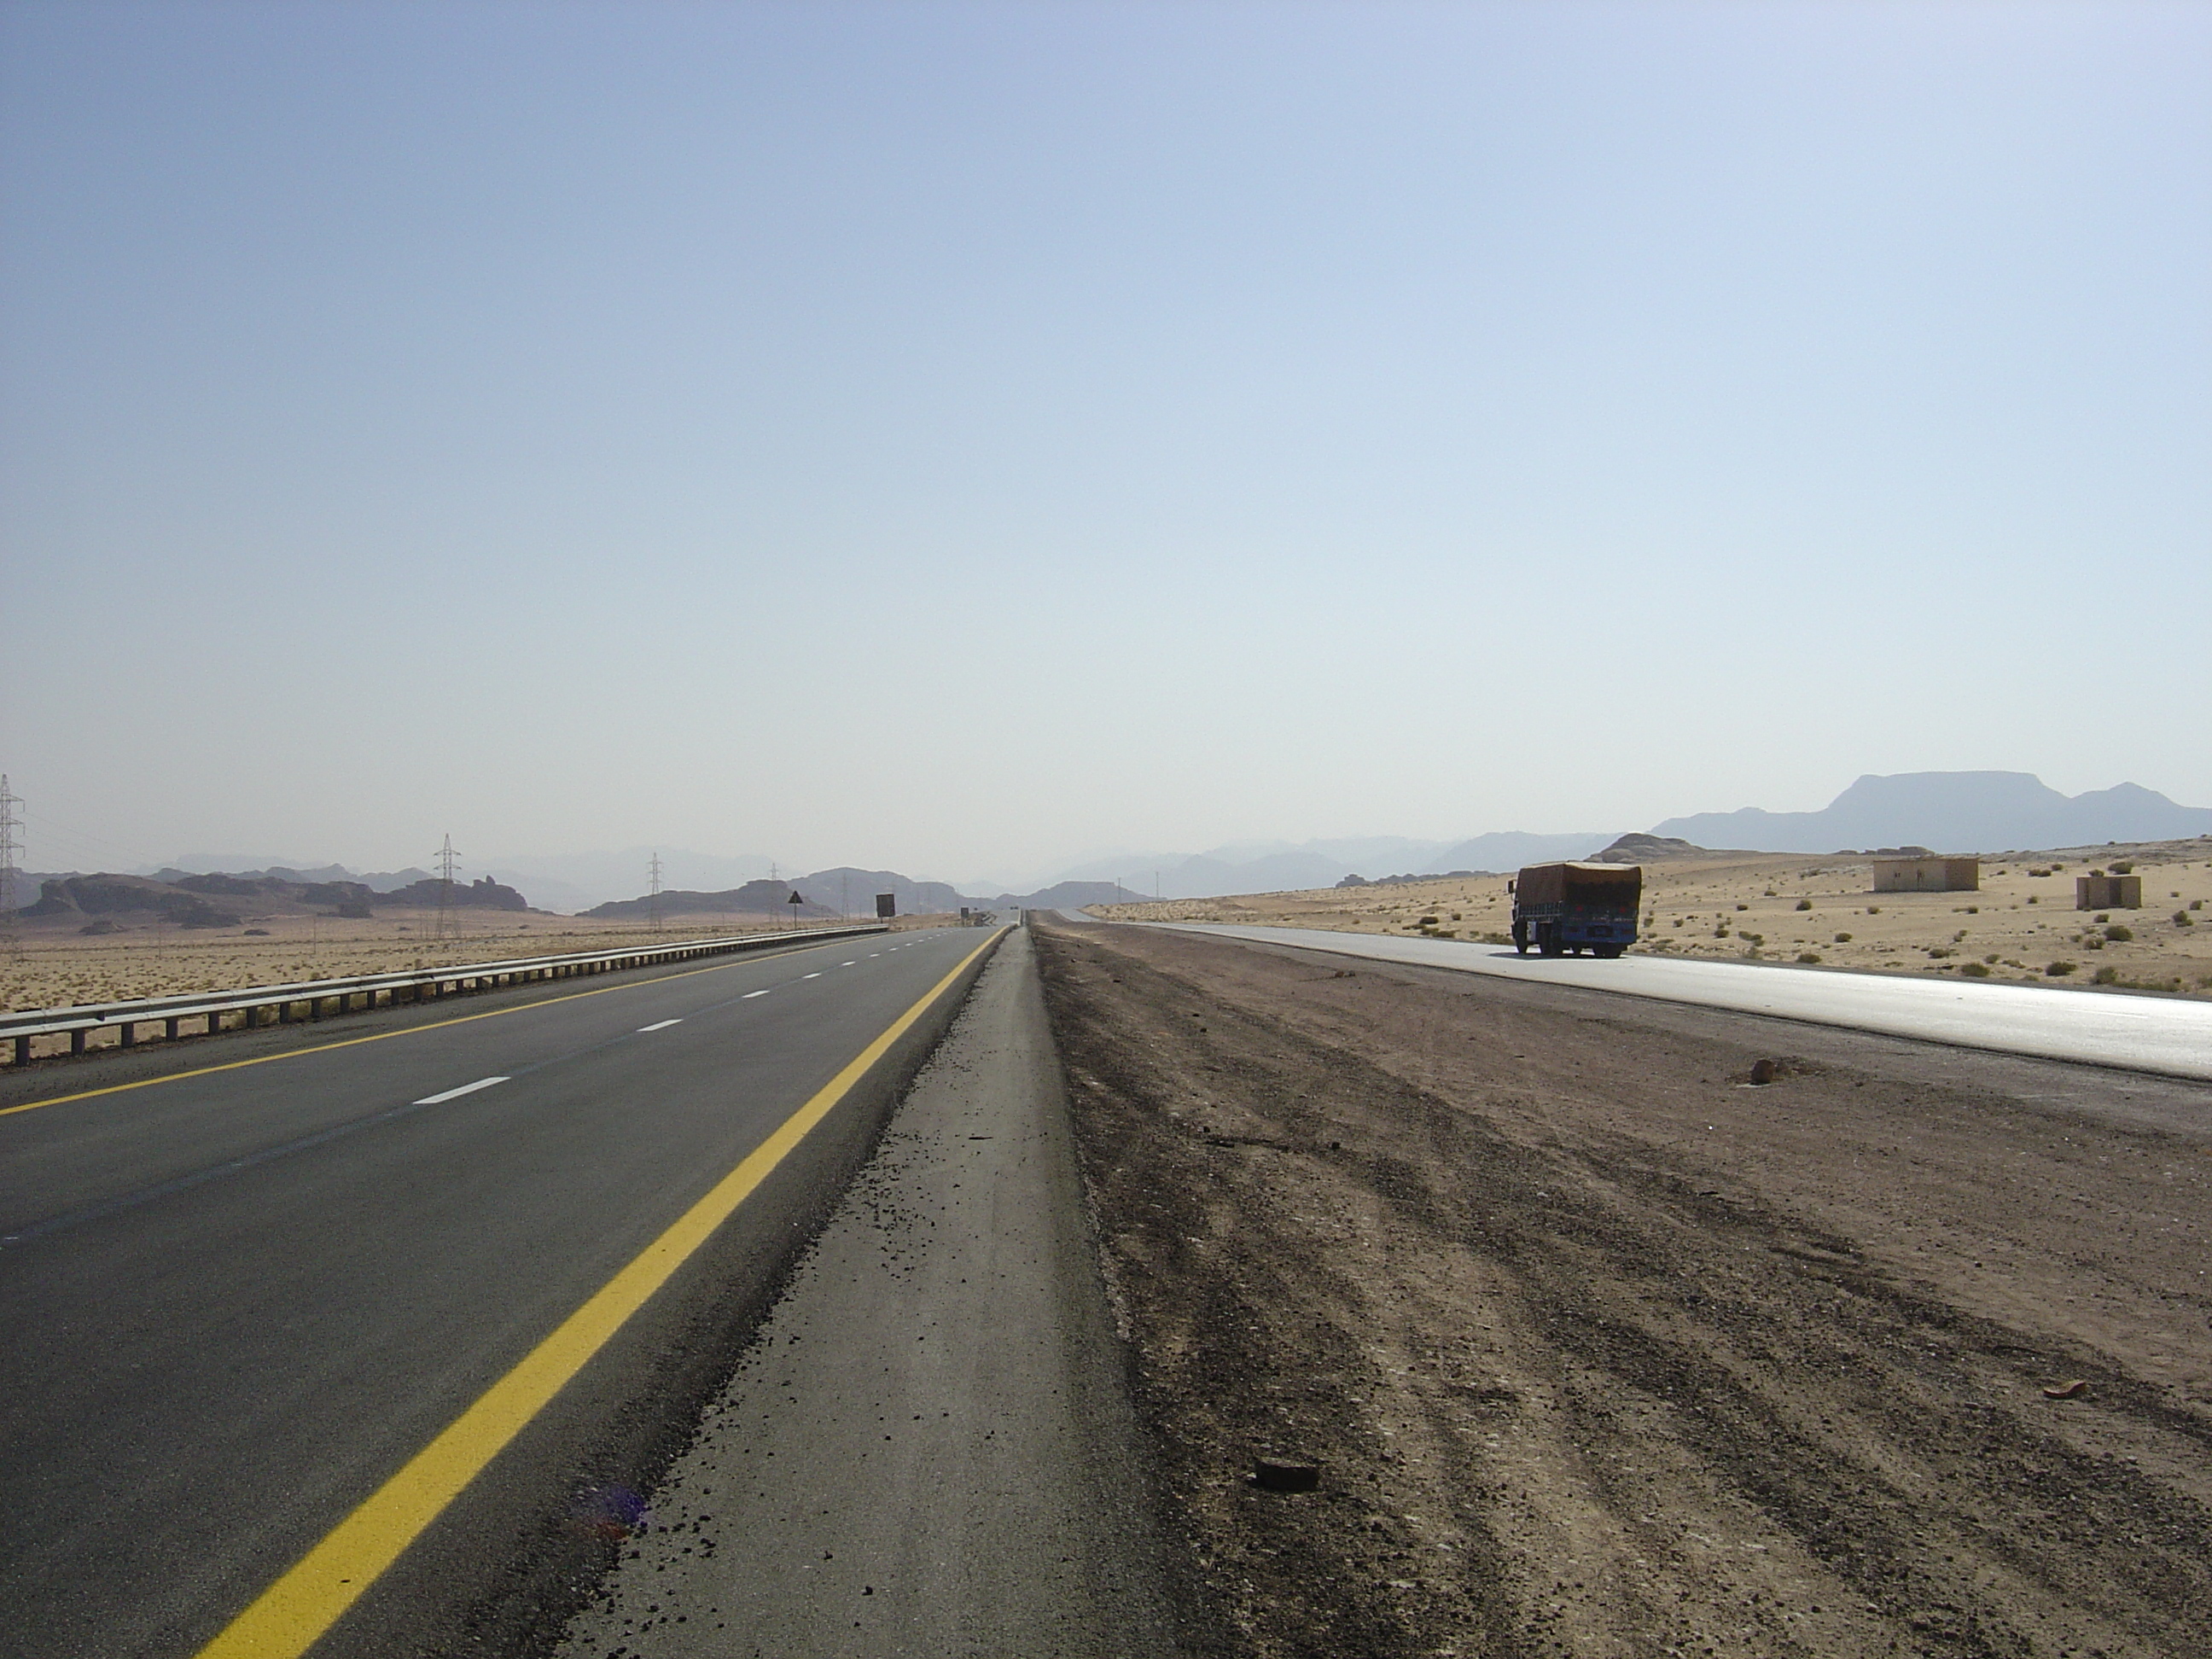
[
  {"left": 1538, "top": 927, "right": 1563, "bottom": 958},
  {"left": 1593, "top": 943, "right": 1624, "bottom": 959},
  {"left": 1511, "top": 922, "right": 1528, "bottom": 954}
]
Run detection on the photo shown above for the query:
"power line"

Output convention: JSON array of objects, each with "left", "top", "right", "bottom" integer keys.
[
  {"left": 435, "top": 834, "right": 461, "bottom": 941},
  {"left": 0, "top": 775, "right": 20, "bottom": 950}
]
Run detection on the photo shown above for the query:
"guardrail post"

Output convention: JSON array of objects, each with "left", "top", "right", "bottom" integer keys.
[
  {"left": 12, "top": 1034, "right": 27, "bottom": 1066},
  {"left": 166, "top": 1016, "right": 181, "bottom": 1041},
  {"left": 119, "top": 1020, "right": 135, "bottom": 1049},
  {"left": 71, "top": 1029, "right": 87, "bottom": 1056}
]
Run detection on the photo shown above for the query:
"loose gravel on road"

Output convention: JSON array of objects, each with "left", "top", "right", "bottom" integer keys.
[{"left": 1033, "top": 920, "right": 2212, "bottom": 1659}]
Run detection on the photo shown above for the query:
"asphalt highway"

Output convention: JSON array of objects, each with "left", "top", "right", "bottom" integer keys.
[
  {"left": 1142, "top": 923, "right": 2212, "bottom": 1081},
  {"left": 0, "top": 926, "right": 998, "bottom": 1659}
]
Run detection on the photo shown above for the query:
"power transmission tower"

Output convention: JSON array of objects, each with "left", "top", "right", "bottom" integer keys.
[
  {"left": 648, "top": 852, "right": 665, "bottom": 936},
  {"left": 435, "top": 834, "right": 461, "bottom": 941},
  {"left": 0, "top": 774, "right": 20, "bottom": 952}
]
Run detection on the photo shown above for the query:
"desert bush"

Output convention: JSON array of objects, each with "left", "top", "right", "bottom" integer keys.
[
  {"left": 2027, "top": 896, "right": 2038, "bottom": 905},
  {"left": 1965, "top": 905, "right": 1978, "bottom": 913},
  {"left": 1743, "top": 933, "right": 1764, "bottom": 946},
  {"left": 2110, "top": 860, "right": 2133, "bottom": 874},
  {"left": 1714, "top": 926, "right": 1731, "bottom": 939},
  {"left": 1960, "top": 962, "right": 1992, "bottom": 977},
  {"left": 2193, "top": 899, "right": 2204, "bottom": 911},
  {"left": 2093, "top": 966, "right": 2120, "bottom": 985},
  {"left": 1833, "top": 932, "right": 1853, "bottom": 943},
  {"left": 1928, "top": 947, "right": 1954, "bottom": 959},
  {"left": 2046, "top": 960, "right": 2078, "bottom": 977},
  {"left": 2105, "top": 924, "right": 2133, "bottom": 942},
  {"left": 2029, "top": 867, "right": 2052, "bottom": 877},
  {"left": 1867, "top": 905, "right": 1881, "bottom": 914},
  {"left": 1796, "top": 952, "right": 1821, "bottom": 963},
  {"left": 1795, "top": 898, "right": 1812, "bottom": 911},
  {"left": 1736, "top": 903, "right": 1749, "bottom": 911},
  {"left": 2093, "top": 912, "right": 2110, "bottom": 923},
  {"left": 2176, "top": 911, "right": 2195, "bottom": 928}
]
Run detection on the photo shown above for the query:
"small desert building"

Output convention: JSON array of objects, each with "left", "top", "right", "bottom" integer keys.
[
  {"left": 1871, "top": 856, "right": 1980, "bottom": 893},
  {"left": 2075, "top": 874, "right": 2143, "bottom": 910}
]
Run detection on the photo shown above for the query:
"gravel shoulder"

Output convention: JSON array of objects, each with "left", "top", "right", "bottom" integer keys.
[{"left": 1033, "top": 918, "right": 2212, "bottom": 1659}]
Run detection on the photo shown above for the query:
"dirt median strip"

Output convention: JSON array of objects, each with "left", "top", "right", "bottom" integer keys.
[{"left": 1032, "top": 919, "right": 2212, "bottom": 1659}]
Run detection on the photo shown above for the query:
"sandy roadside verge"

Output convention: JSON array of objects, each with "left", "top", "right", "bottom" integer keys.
[
  {"left": 0, "top": 911, "right": 952, "bottom": 1017},
  {"left": 1034, "top": 917, "right": 2210, "bottom": 1658}
]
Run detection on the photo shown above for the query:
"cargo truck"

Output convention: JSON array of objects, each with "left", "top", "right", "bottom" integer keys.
[{"left": 1509, "top": 862, "right": 1641, "bottom": 958}]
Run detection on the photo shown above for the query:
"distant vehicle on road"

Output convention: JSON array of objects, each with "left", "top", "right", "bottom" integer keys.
[{"left": 1510, "top": 862, "right": 1641, "bottom": 958}]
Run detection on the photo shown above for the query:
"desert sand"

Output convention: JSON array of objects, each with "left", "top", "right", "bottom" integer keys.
[
  {"left": 1090, "top": 837, "right": 2212, "bottom": 999},
  {"left": 0, "top": 906, "right": 946, "bottom": 1015}
]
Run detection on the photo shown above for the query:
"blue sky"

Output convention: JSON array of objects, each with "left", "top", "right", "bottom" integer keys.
[{"left": 3, "top": 1, "right": 2206, "bottom": 885}]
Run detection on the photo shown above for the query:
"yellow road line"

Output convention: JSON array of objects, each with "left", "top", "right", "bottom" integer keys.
[
  {"left": 0, "top": 940, "right": 839, "bottom": 1120},
  {"left": 193, "top": 928, "right": 1002, "bottom": 1659}
]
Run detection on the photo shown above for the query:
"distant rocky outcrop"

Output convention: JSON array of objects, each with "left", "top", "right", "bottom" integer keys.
[
  {"left": 795, "top": 867, "right": 972, "bottom": 917},
  {"left": 1651, "top": 772, "right": 2212, "bottom": 856},
  {"left": 22, "top": 874, "right": 243, "bottom": 928},
  {"left": 584, "top": 880, "right": 835, "bottom": 920},
  {"left": 379, "top": 876, "right": 530, "bottom": 912},
  {"left": 171, "top": 870, "right": 381, "bottom": 908},
  {"left": 1587, "top": 834, "right": 1720, "bottom": 864}
]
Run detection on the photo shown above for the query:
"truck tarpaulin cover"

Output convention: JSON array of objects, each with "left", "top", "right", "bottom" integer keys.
[{"left": 1515, "top": 863, "right": 1644, "bottom": 908}]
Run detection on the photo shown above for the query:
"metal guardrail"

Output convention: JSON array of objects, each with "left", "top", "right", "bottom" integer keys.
[{"left": 1, "top": 923, "right": 890, "bottom": 1067}]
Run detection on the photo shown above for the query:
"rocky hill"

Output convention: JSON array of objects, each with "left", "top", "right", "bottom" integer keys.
[
  {"left": 584, "top": 880, "right": 837, "bottom": 921},
  {"left": 1651, "top": 771, "right": 2212, "bottom": 855},
  {"left": 12, "top": 869, "right": 531, "bottom": 926}
]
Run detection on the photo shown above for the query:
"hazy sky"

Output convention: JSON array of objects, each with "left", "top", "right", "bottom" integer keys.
[{"left": 4, "top": 1, "right": 2206, "bottom": 886}]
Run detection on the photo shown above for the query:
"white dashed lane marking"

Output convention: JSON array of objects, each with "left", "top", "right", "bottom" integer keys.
[
  {"left": 637, "top": 1020, "right": 683, "bottom": 1033},
  {"left": 411, "top": 1077, "right": 509, "bottom": 1106}
]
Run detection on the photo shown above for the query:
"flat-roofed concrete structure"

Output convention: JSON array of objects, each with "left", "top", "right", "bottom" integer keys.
[
  {"left": 1872, "top": 856, "right": 1980, "bottom": 893},
  {"left": 2076, "top": 874, "right": 2143, "bottom": 910}
]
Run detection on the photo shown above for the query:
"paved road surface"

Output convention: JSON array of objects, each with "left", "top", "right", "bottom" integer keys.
[
  {"left": 1132, "top": 923, "right": 2212, "bottom": 1081},
  {"left": 1, "top": 927, "right": 995, "bottom": 1659}
]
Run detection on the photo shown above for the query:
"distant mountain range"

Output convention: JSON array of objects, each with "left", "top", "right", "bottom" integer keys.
[
  {"left": 1651, "top": 772, "right": 2212, "bottom": 856},
  {"left": 1026, "top": 831, "right": 1617, "bottom": 901},
  {"left": 84, "top": 771, "right": 2204, "bottom": 923}
]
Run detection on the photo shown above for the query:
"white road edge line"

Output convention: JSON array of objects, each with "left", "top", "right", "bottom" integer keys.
[
  {"left": 637, "top": 1019, "right": 683, "bottom": 1033},
  {"left": 411, "top": 1076, "right": 510, "bottom": 1106}
]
